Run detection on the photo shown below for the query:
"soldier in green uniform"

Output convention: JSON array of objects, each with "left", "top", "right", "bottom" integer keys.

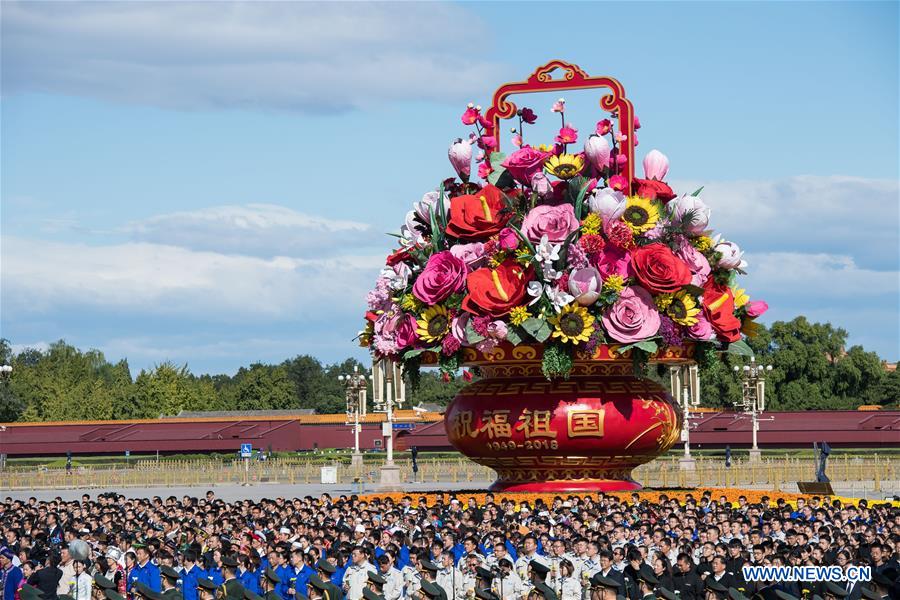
[
  {"left": 316, "top": 560, "right": 343, "bottom": 600},
  {"left": 367, "top": 572, "right": 387, "bottom": 597},
  {"left": 260, "top": 568, "right": 282, "bottom": 600},
  {"left": 245, "top": 589, "right": 265, "bottom": 600},
  {"left": 705, "top": 579, "right": 728, "bottom": 600},
  {"left": 418, "top": 562, "right": 446, "bottom": 600},
  {"left": 362, "top": 588, "right": 385, "bottom": 600},
  {"left": 135, "top": 582, "right": 164, "bottom": 600},
  {"left": 418, "top": 581, "right": 443, "bottom": 600},
  {"left": 161, "top": 566, "right": 183, "bottom": 600},
  {"left": 92, "top": 575, "right": 116, "bottom": 600},
  {"left": 104, "top": 590, "right": 126, "bottom": 600},
  {"left": 529, "top": 582, "right": 558, "bottom": 600},
  {"left": 197, "top": 577, "right": 218, "bottom": 600},
  {"left": 657, "top": 588, "right": 678, "bottom": 600},
  {"left": 219, "top": 557, "right": 245, "bottom": 600},
  {"left": 728, "top": 588, "right": 749, "bottom": 600},
  {"left": 591, "top": 574, "right": 622, "bottom": 600},
  {"left": 634, "top": 565, "right": 658, "bottom": 600}
]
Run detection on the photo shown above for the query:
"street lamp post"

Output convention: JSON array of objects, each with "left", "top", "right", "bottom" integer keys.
[
  {"left": 0, "top": 365, "right": 12, "bottom": 471},
  {"left": 733, "top": 356, "right": 773, "bottom": 463},
  {"left": 338, "top": 366, "right": 367, "bottom": 469},
  {"left": 670, "top": 364, "right": 700, "bottom": 470},
  {"left": 373, "top": 359, "right": 404, "bottom": 490}
]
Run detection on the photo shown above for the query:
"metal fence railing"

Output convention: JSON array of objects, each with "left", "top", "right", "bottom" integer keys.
[{"left": 1, "top": 455, "right": 897, "bottom": 493}]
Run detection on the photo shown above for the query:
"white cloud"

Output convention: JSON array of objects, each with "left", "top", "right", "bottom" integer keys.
[
  {"left": 122, "top": 203, "right": 378, "bottom": 257},
  {"left": 1, "top": 1, "right": 503, "bottom": 112},
  {"left": 670, "top": 175, "right": 899, "bottom": 270},
  {"left": 2, "top": 236, "right": 382, "bottom": 321}
]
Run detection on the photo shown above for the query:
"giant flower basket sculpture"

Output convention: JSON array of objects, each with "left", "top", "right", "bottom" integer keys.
[{"left": 360, "top": 61, "right": 767, "bottom": 491}]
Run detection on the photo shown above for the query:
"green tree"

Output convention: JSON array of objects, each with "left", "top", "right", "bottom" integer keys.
[{"left": 232, "top": 364, "right": 295, "bottom": 410}]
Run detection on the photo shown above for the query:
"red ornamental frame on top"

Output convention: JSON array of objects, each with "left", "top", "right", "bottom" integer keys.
[{"left": 484, "top": 59, "right": 636, "bottom": 195}]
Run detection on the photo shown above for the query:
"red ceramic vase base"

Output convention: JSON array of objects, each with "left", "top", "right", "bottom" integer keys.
[{"left": 489, "top": 478, "right": 643, "bottom": 493}]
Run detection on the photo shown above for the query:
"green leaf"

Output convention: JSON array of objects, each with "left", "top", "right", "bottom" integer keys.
[
  {"left": 487, "top": 166, "right": 506, "bottom": 186},
  {"left": 691, "top": 186, "right": 705, "bottom": 197},
  {"left": 521, "top": 317, "right": 552, "bottom": 343},
  {"left": 505, "top": 326, "right": 524, "bottom": 346},
  {"left": 428, "top": 203, "right": 444, "bottom": 252},
  {"left": 403, "top": 346, "right": 439, "bottom": 360},
  {"left": 725, "top": 339, "right": 754, "bottom": 357},
  {"left": 436, "top": 182, "right": 448, "bottom": 231},
  {"left": 617, "top": 339, "right": 659, "bottom": 355},
  {"left": 489, "top": 152, "right": 507, "bottom": 168},
  {"left": 465, "top": 321, "right": 485, "bottom": 344},
  {"left": 683, "top": 284, "right": 705, "bottom": 298},
  {"left": 573, "top": 178, "right": 593, "bottom": 221}
]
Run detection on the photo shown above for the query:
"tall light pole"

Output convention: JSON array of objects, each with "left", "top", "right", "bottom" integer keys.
[
  {"left": 733, "top": 356, "right": 773, "bottom": 463},
  {"left": 0, "top": 365, "right": 12, "bottom": 471},
  {"left": 373, "top": 359, "right": 404, "bottom": 489},
  {"left": 338, "top": 366, "right": 367, "bottom": 469},
  {"left": 670, "top": 364, "right": 700, "bottom": 470}
]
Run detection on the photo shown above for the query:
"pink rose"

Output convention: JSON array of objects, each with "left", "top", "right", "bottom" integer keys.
[
  {"left": 373, "top": 310, "right": 419, "bottom": 355},
  {"left": 449, "top": 242, "right": 486, "bottom": 272},
  {"left": 521, "top": 204, "right": 579, "bottom": 243},
  {"left": 601, "top": 286, "right": 661, "bottom": 343},
  {"left": 675, "top": 239, "right": 712, "bottom": 287},
  {"left": 745, "top": 300, "right": 769, "bottom": 318},
  {"left": 412, "top": 251, "right": 467, "bottom": 303},
  {"left": 595, "top": 245, "right": 632, "bottom": 279},
  {"left": 451, "top": 313, "right": 471, "bottom": 346},
  {"left": 501, "top": 147, "right": 551, "bottom": 185},
  {"left": 686, "top": 312, "right": 716, "bottom": 341},
  {"left": 498, "top": 228, "right": 519, "bottom": 251}
]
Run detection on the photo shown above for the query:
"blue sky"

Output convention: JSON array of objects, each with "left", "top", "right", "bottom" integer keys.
[{"left": 2, "top": 1, "right": 898, "bottom": 374}]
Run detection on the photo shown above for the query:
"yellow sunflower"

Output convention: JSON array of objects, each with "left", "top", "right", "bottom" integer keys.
[
  {"left": 666, "top": 290, "right": 701, "bottom": 326},
  {"left": 623, "top": 196, "right": 660, "bottom": 234},
  {"left": 416, "top": 305, "right": 451, "bottom": 343},
  {"left": 545, "top": 154, "right": 585, "bottom": 180},
  {"left": 549, "top": 304, "right": 596, "bottom": 344}
]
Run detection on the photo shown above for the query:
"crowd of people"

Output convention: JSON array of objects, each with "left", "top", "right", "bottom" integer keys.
[{"left": 0, "top": 490, "right": 897, "bottom": 600}]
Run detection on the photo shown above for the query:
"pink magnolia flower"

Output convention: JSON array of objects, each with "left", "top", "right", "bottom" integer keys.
[
  {"left": 745, "top": 300, "right": 769, "bottom": 318},
  {"left": 584, "top": 135, "right": 611, "bottom": 172},
  {"left": 715, "top": 239, "right": 747, "bottom": 270},
  {"left": 596, "top": 119, "right": 612, "bottom": 135},
  {"left": 519, "top": 107, "right": 537, "bottom": 124},
  {"left": 461, "top": 104, "right": 479, "bottom": 125},
  {"left": 671, "top": 195, "right": 710, "bottom": 235},
  {"left": 412, "top": 251, "right": 467, "bottom": 304},
  {"left": 478, "top": 136, "right": 497, "bottom": 150},
  {"left": 608, "top": 174, "right": 628, "bottom": 192},
  {"left": 615, "top": 132, "right": 628, "bottom": 143},
  {"left": 448, "top": 139, "right": 472, "bottom": 180},
  {"left": 530, "top": 172, "right": 553, "bottom": 198},
  {"left": 551, "top": 98, "right": 566, "bottom": 113},
  {"left": 512, "top": 134, "right": 523, "bottom": 147},
  {"left": 588, "top": 187, "right": 627, "bottom": 221},
  {"left": 642, "top": 149, "right": 669, "bottom": 181},
  {"left": 521, "top": 204, "right": 579, "bottom": 243},
  {"left": 451, "top": 313, "right": 471, "bottom": 346},
  {"left": 568, "top": 267, "right": 603, "bottom": 306},
  {"left": 555, "top": 124, "right": 578, "bottom": 145},
  {"left": 601, "top": 286, "right": 661, "bottom": 343}
]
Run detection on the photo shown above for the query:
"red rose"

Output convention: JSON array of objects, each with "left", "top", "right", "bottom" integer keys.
[
  {"left": 633, "top": 178, "right": 677, "bottom": 202},
  {"left": 702, "top": 281, "right": 742, "bottom": 342},
  {"left": 462, "top": 259, "right": 532, "bottom": 317},
  {"left": 445, "top": 184, "right": 511, "bottom": 241},
  {"left": 385, "top": 247, "right": 413, "bottom": 267},
  {"left": 630, "top": 243, "right": 692, "bottom": 294},
  {"left": 500, "top": 147, "right": 552, "bottom": 185}
]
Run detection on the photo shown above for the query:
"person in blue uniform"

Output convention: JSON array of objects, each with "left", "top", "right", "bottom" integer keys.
[{"left": 130, "top": 545, "right": 162, "bottom": 595}]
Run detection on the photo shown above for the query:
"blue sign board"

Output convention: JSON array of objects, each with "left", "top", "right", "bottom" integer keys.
[
  {"left": 393, "top": 423, "right": 415, "bottom": 430},
  {"left": 240, "top": 443, "right": 253, "bottom": 458}
]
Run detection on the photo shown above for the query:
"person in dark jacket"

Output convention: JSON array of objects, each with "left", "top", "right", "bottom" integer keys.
[
  {"left": 29, "top": 553, "right": 64, "bottom": 600},
  {"left": 673, "top": 554, "right": 702, "bottom": 600}
]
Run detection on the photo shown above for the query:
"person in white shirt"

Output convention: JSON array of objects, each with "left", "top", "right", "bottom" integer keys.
[
  {"left": 377, "top": 555, "right": 404, "bottom": 600},
  {"left": 436, "top": 551, "right": 465, "bottom": 600},
  {"left": 68, "top": 560, "right": 92, "bottom": 600},
  {"left": 514, "top": 537, "right": 548, "bottom": 583},
  {"left": 343, "top": 548, "right": 377, "bottom": 600},
  {"left": 491, "top": 559, "right": 523, "bottom": 600},
  {"left": 556, "top": 560, "right": 582, "bottom": 600}
]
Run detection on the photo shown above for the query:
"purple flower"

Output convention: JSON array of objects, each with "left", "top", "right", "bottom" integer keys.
[{"left": 659, "top": 315, "right": 684, "bottom": 347}]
